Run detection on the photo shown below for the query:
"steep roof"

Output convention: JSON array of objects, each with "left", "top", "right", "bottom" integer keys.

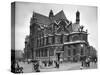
[
  {"left": 32, "top": 10, "right": 67, "bottom": 25},
  {"left": 33, "top": 12, "right": 51, "bottom": 25},
  {"left": 54, "top": 10, "right": 67, "bottom": 21}
]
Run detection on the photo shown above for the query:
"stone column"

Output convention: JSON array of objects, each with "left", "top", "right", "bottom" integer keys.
[
  {"left": 83, "top": 44, "right": 85, "bottom": 56},
  {"left": 71, "top": 45, "right": 74, "bottom": 61}
]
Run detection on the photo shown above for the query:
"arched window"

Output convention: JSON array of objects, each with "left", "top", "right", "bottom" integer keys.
[{"left": 72, "top": 35, "right": 79, "bottom": 41}]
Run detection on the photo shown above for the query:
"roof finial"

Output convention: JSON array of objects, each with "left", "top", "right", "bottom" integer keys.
[{"left": 49, "top": 9, "right": 54, "bottom": 18}]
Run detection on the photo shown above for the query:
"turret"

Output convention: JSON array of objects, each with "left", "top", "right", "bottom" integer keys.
[{"left": 76, "top": 10, "right": 80, "bottom": 24}]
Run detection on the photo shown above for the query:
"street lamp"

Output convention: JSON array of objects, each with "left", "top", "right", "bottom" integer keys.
[
  {"left": 79, "top": 44, "right": 84, "bottom": 61},
  {"left": 81, "top": 44, "right": 83, "bottom": 56},
  {"left": 80, "top": 44, "right": 84, "bottom": 56},
  {"left": 80, "top": 44, "right": 83, "bottom": 47}
]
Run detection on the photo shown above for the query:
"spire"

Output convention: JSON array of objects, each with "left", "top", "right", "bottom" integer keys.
[
  {"left": 49, "top": 10, "right": 54, "bottom": 19},
  {"left": 32, "top": 11, "right": 37, "bottom": 23},
  {"left": 76, "top": 10, "right": 80, "bottom": 24}
]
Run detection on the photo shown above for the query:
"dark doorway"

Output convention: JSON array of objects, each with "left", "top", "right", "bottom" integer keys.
[{"left": 56, "top": 53, "right": 60, "bottom": 61}]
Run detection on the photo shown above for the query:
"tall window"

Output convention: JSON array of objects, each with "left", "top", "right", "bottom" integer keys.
[
  {"left": 42, "top": 37, "right": 44, "bottom": 46},
  {"left": 55, "top": 36, "right": 60, "bottom": 44},
  {"left": 64, "top": 35, "right": 67, "bottom": 42},
  {"left": 49, "top": 47, "right": 54, "bottom": 56},
  {"left": 72, "top": 35, "right": 79, "bottom": 41},
  {"left": 37, "top": 39, "right": 38, "bottom": 47},
  {"left": 60, "top": 34, "right": 63, "bottom": 43},
  {"left": 46, "top": 37, "right": 48, "bottom": 45},
  {"left": 81, "top": 49, "right": 83, "bottom": 55},
  {"left": 44, "top": 49, "right": 47, "bottom": 57},
  {"left": 36, "top": 50, "right": 39, "bottom": 57},
  {"left": 68, "top": 49, "right": 71, "bottom": 56},
  {"left": 38, "top": 39, "right": 40, "bottom": 47},
  {"left": 41, "top": 49, "right": 43, "bottom": 57},
  {"left": 73, "top": 49, "right": 76, "bottom": 55},
  {"left": 52, "top": 36, "right": 55, "bottom": 44},
  {"left": 48, "top": 36, "right": 52, "bottom": 45},
  {"left": 44, "top": 37, "right": 46, "bottom": 45},
  {"left": 41, "top": 38, "right": 43, "bottom": 46}
]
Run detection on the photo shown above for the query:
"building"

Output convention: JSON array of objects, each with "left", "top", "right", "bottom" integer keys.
[
  {"left": 24, "top": 35, "right": 32, "bottom": 60},
  {"left": 15, "top": 50, "right": 24, "bottom": 60},
  {"left": 25, "top": 10, "right": 90, "bottom": 62},
  {"left": 88, "top": 46, "right": 97, "bottom": 57},
  {"left": 11, "top": 49, "right": 24, "bottom": 61}
]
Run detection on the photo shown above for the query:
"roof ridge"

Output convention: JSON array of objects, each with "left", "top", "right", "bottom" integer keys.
[
  {"left": 54, "top": 10, "right": 64, "bottom": 16},
  {"left": 54, "top": 10, "right": 67, "bottom": 20},
  {"left": 33, "top": 11, "right": 49, "bottom": 19}
]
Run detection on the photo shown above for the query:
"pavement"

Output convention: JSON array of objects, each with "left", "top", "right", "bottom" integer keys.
[
  {"left": 68, "top": 62, "right": 97, "bottom": 70},
  {"left": 18, "top": 62, "right": 97, "bottom": 73}
]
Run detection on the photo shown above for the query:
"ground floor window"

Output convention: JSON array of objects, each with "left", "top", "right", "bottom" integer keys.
[
  {"left": 73, "top": 49, "right": 76, "bottom": 56},
  {"left": 81, "top": 48, "right": 84, "bottom": 55},
  {"left": 49, "top": 48, "right": 54, "bottom": 56},
  {"left": 44, "top": 49, "right": 48, "bottom": 57},
  {"left": 68, "top": 49, "right": 71, "bottom": 56}
]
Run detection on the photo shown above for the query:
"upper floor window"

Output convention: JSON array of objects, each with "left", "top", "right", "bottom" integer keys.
[
  {"left": 55, "top": 35, "right": 60, "bottom": 44},
  {"left": 48, "top": 36, "right": 52, "bottom": 45},
  {"left": 72, "top": 35, "right": 79, "bottom": 41}
]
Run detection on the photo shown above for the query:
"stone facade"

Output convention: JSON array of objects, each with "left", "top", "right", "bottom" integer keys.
[{"left": 25, "top": 10, "right": 89, "bottom": 62}]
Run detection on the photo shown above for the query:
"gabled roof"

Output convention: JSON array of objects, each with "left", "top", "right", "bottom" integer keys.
[
  {"left": 32, "top": 10, "right": 67, "bottom": 25},
  {"left": 33, "top": 12, "right": 51, "bottom": 25},
  {"left": 54, "top": 10, "right": 67, "bottom": 21}
]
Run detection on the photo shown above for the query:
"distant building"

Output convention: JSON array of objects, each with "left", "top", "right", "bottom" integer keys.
[
  {"left": 24, "top": 35, "right": 32, "bottom": 60},
  {"left": 88, "top": 46, "right": 97, "bottom": 57},
  {"left": 15, "top": 50, "right": 24, "bottom": 60},
  {"left": 25, "top": 10, "right": 90, "bottom": 62}
]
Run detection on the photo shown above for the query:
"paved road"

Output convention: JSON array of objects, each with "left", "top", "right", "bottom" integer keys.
[
  {"left": 18, "top": 62, "right": 97, "bottom": 73},
  {"left": 68, "top": 62, "right": 97, "bottom": 70}
]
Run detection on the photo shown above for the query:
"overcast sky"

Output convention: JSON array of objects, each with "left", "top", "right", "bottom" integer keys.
[{"left": 12, "top": 2, "right": 98, "bottom": 50}]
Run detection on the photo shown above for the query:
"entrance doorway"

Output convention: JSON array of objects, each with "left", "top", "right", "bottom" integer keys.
[{"left": 56, "top": 53, "right": 60, "bottom": 61}]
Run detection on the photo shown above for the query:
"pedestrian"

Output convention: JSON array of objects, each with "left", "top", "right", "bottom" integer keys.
[
  {"left": 80, "top": 56, "right": 84, "bottom": 69},
  {"left": 60, "top": 59, "right": 63, "bottom": 63},
  {"left": 87, "top": 57, "right": 90, "bottom": 67},
  {"left": 94, "top": 56, "right": 97, "bottom": 63},
  {"left": 35, "top": 62, "right": 40, "bottom": 72},
  {"left": 32, "top": 63, "right": 35, "bottom": 72},
  {"left": 85, "top": 57, "right": 90, "bottom": 67},
  {"left": 56, "top": 61, "right": 59, "bottom": 68},
  {"left": 57, "top": 61, "right": 59, "bottom": 68},
  {"left": 55, "top": 61, "right": 57, "bottom": 68}
]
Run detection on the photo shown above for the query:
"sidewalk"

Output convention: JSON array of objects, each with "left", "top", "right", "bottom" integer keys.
[
  {"left": 18, "top": 62, "right": 97, "bottom": 73},
  {"left": 68, "top": 62, "right": 97, "bottom": 70},
  {"left": 40, "top": 62, "right": 81, "bottom": 72}
]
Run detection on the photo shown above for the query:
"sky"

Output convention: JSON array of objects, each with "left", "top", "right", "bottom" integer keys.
[{"left": 12, "top": 2, "right": 98, "bottom": 51}]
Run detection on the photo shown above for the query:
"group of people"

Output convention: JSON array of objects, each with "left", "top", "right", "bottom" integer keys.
[
  {"left": 11, "top": 56, "right": 97, "bottom": 73},
  {"left": 11, "top": 61, "right": 23, "bottom": 73},
  {"left": 80, "top": 56, "right": 97, "bottom": 69},
  {"left": 32, "top": 60, "right": 60, "bottom": 72}
]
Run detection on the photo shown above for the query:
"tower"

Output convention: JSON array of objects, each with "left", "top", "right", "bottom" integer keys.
[
  {"left": 76, "top": 10, "right": 80, "bottom": 24},
  {"left": 32, "top": 12, "right": 37, "bottom": 23}
]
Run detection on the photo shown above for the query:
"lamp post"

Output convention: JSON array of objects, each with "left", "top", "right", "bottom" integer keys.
[{"left": 80, "top": 44, "right": 84, "bottom": 56}]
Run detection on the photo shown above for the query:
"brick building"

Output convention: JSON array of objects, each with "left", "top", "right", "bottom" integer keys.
[{"left": 24, "top": 10, "right": 89, "bottom": 62}]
